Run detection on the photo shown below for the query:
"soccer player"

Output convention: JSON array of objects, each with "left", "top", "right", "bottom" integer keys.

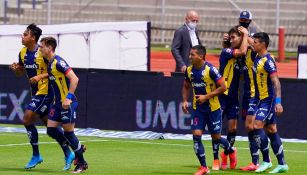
[
  {"left": 217, "top": 26, "right": 248, "bottom": 170},
  {"left": 39, "top": 36, "right": 88, "bottom": 173},
  {"left": 10, "top": 24, "right": 75, "bottom": 170},
  {"left": 239, "top": 47, "right": 261, "bottom": 171},
  {"left": 182, "top": 45, "right": 237, "bottom": 175},
  {"left": 251, "top": 32, "right": 289, "bottom": 173}
]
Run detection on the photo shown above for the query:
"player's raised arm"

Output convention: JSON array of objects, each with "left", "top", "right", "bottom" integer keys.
[{"left": 233, "top": 26, "right": 248, "bottom": 57}]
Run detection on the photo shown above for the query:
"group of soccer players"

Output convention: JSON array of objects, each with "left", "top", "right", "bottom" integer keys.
[
  {"left": 182, "top": 10, "right": 289, "bottom": 175},
  {"left": 10, "top": 24, "right": 88, "bottom": 174}
]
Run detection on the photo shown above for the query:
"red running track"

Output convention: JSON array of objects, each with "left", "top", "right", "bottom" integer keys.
[{"left": 151, "top": 51, "right": 297, "bottom": 78}]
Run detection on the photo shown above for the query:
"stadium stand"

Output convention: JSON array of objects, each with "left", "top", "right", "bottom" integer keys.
[{"left": 1, "top": 0, "right": 307, "bottom": 51}]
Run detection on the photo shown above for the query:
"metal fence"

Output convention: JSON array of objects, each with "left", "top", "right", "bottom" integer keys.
[{"left": 2, "top": 0, "right": 307, "bottom": 51}]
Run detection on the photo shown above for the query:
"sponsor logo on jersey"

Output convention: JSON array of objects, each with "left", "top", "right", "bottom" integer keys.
[
  {"left": 192, "top": 82, "right": 207, "bottom": 88},
  {"left": 29, "top": 102, "right": 36, "bottom": 108},
  {"left": 62, "top": 116, "right": 69, "bottom": 120},
  {"left": 248, "top": 106, "right": 255, "bottom": 112},
  {"left": 24, "top": 64, "right": 39, "bottom": 69},
  {"left": 213, "top": 124, "right": 220, "bottom": 131},
  {"left": 258, "top": 112, "right": 265, "bottom": 117}
]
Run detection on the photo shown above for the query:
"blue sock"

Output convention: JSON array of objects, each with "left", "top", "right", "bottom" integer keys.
[
  {"left": 64, "top": 131, "right": 85, "bottom": 164},
  {"left": 227, "top": 131, "right": 236, "bottom": 147},
  {"left": 219, "top": 137, "right": 234, "bottom": 155},
  {"left": 268, "top": 133, "right": 286, "bottom": 165},
  {"left": 47, "top": 127, "right": 71, "bottom": 157},
  {"left": 254, "top": 129, "right": 270, "bottom": 163},
  {"left": 25, "top": 125, "right": 39, "bottom": 156},
  {"left": 212, "top": 139, "right": 220, "bottom": 160},
  {"left": 248, "top": 130, "right": 259, "bottom": 165},
  {"left": 193, "top": 135, "right": 206, "bottom": 167}
]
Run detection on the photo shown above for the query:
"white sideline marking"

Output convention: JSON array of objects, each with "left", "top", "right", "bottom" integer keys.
[{"left": 1, "top": 138, "right": 307, "bottom": 154}]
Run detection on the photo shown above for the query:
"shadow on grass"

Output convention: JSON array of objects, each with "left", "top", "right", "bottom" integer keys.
[{"left": 0, "top": 167, "right": 56, "bottom": 173}]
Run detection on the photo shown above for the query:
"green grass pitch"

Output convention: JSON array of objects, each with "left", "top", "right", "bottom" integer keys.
[{"left": 0, "top": 132, "right": 306, "bottom": 174}]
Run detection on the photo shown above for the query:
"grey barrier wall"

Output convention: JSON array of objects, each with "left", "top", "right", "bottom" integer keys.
[{"left": 0, "top": 66, "right": 306, "bottom": 139}]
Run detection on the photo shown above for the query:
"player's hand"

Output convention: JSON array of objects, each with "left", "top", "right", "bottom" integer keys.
[
  {"left": 180, "top": 66, "right": 187, "bottom": 73},
  {"left": 29, "top": 75, "right": 41, "bottom": 84},
  {"left": 182, "top": 100, "right": 189, "bottom": 114},
  {"left": 195, "top": 95, "right": 208, "bottom": 104},
  {"left": 275, "top": 103, "right": 283, "bottom": 116},
  {"left": 223, "top": 33, "right": 229, "bottom": 42},
  {"left": 10, "top": 62, "right": 24, "bottom": 76},
  {"left": 62, "top": 99, "right": 72, "bottom": 109},
  {"left": 238, "top": 26, "right": 248, "bottom": 36}
]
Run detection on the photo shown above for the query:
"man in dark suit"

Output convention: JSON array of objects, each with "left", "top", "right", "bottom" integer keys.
[{"left": 171, "top": 10, "right": 202, "bottom": 72}]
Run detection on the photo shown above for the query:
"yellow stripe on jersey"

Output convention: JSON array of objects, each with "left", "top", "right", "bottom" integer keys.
[
  {"left": 256, "top": 57, "right": 269, "bottom": 100},
  {"left": 203, "top": 65, "right": 220, "bottom": 111},
  {"left": 222, "top": 58, "right": 236, "bottom": 95},
  {"left": 246, "top": 49, "right": 255, "bottom": 98},
  {"left": 50, "top": 59, "right": 69, "bottom": 102},
  {"left": 20, "top": 47, "right": 27, "bottom": 63}
]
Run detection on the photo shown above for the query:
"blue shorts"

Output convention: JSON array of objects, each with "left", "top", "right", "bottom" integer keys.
[
  {"left": 242, "top": 97, "right": 258, "bottom": 119},
  {"left": 191, "top": 109, "right": 222, "bottom": 134},
  {"left": 26, "top": 95, "right": 52, "bottom": 117},
  {"left": 219, "top": 94, "right": 239, "bottom": 120},
  {"left": 48, "top": 101, "right": 78, "bottom": 124},
  {"left": 255, "top": 98, "right": 276, "bottom": 125}
]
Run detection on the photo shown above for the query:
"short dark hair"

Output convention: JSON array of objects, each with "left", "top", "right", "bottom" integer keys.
[
  {"left": 253, "top": 32, "right": 270, "bottom": 48},
  {"left": 27, "top": 23, "right": 42, "bottom": 43},
  {"left": 40, "top": 36, "right": 57, "bottom": 51},
  {"left": 228, "top": 25, "right": 242, "bottom": 37},
  {"left": 191, "top": 45, "right": 206, "bottom": 59}
]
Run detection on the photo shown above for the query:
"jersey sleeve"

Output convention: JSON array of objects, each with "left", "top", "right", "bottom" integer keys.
[
  {"left": 184, "top": 69, "right": 191, "bottom": 82},
  {"left": 209, "top": 66, "right": 223, "bottom": 83},
  {"left": 56, "top": 58, "right": 72, "bottom": 75},
  {"left": 18, "top": 52, "right": 24, "bottom": 66},
  {"left": 264, "top": 57, "right": 277, "bottom": 75},
  {"left": 221, "top": 48, "right": 235, "bottom": 60}
]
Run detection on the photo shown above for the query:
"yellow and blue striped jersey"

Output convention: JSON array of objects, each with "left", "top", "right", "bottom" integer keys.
[
  {"left": 185, "top": 62, "right": 222, "bottom": 112},
  {"left": 18, "top": 46, "right": 50, "bottom": 96},
  {"left": 47, "top": 55, "right": 74, "bottom": 104},
  {"left": 219, "top": 48, "right": 241, "bottom": 99},
  {"left": 242, "top": 48, "right": 257, "bottom": 99},
  {"left": 253, "top": 53, "right": 277, "bottom": 100}
]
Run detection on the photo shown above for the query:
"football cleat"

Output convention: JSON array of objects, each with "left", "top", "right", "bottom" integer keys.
[
  {"left": 73, "top": 162, "right": 88, "bottom": 174},
  {"left": 240, "top": 162, "right": 259, "bottom": 171},
  {"left": 229, "top": 148, "right": 237, "bottom": 169},
  {"left": 24, "top": 155, "right": 43, "bottom": 169},
  {"left": 63, "top": 151, "right": 75, "bottom": 171},
  {"left": 220, "top": 151, "right": 228, "bottom": 170},
  {"left": 194, "top": 166, "right": 210, "bottom": 175},
  {"left": 269, "top": 164, "right": 289, "bottom": 173},
  {"left": 255, "top": 161, "right": 272, "bottom": 173},
  {"left": 212, "top": 159, "right": 220, "bottom": 170}
]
